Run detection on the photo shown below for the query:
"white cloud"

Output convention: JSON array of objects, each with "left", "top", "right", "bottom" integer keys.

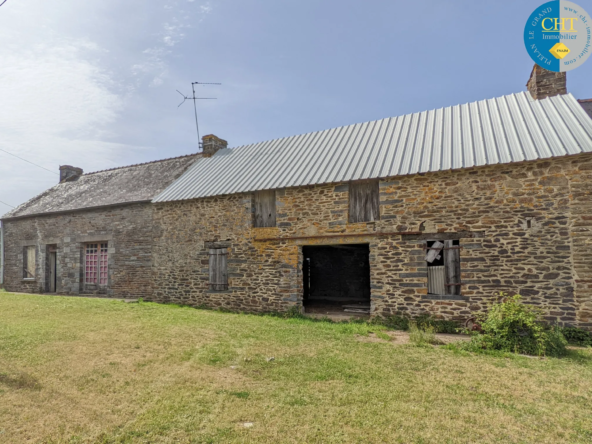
[
  {"left": 0, "top": 0, "right": 214, "bottom": 213},
  {"left": 134, "top": 1, "right": 214, "bottom": 87}
]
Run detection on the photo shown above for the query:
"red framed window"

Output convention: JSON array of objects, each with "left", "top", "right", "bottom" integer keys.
[{"left": 85, "top": 243, "right": 108, "bottom": 285}]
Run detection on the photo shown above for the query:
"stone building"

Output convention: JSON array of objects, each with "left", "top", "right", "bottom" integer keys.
[
  {"left": 0, "top": 153, "right": 200, "bottom": 297},
  {"left": 2, "top": 66, "right": 592, "bottom": 328},
  {"left": 150, "top": 67, "right": 592, "bottom": 328}
]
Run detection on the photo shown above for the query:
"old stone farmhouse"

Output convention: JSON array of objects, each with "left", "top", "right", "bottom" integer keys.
[
  {"left": 0, "top": 152, "right": 200, "bottom": 298},
  {"left": 2, "top": 66, "right": 592, "bottom": 328}
]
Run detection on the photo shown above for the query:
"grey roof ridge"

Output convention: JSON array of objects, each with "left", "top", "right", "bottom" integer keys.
[{"left": 84, "top": 151, "right": 202, "bottom": 176}]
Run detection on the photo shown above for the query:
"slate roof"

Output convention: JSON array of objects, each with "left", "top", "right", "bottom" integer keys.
[
  {"left": 579, "top": 99, "right": 592, "bottom": 119},
  {"left": 154, "top": 92, "right": 592, "bottom": 203},
  {"left": 2, "top": 154, "right": 200, "bottom": 219}
]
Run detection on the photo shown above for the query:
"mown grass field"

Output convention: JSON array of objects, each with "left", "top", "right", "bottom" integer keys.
[{"left": 1, "top": 292, "right": 592, "bottom": 443}]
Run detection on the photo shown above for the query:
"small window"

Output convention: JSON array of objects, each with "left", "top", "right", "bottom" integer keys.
[
  {"left": 23, "top": 246, "right": 36, "bottom": 279},
  {"left": 85, "top": 243, "right": 108, "bottom": 286},
  {"left": 426, "top": 240, "right": 461, "bottom": 295},
  {"left": 253, "top": 190, "right": 276, "bottom": 227},
  {"left": 209, "top": 248, "right": 228, "bottom": 291},
  {"left": 349, "top": 180, "right": 380, "bottom": 223}
]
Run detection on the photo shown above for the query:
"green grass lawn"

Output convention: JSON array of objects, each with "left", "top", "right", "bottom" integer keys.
[{"left": 1, "top": 292, "right": 592, "bottom": 443}]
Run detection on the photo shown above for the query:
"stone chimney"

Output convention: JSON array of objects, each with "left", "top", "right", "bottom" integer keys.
[
  {"left": 202, "top": 134, "right": 228, "bottom": 158},
  {"left": 59, "top": 165, "right": 83, "bottom": 183},
  {"left": 526, "top": 64, "right": 567, "bottom": 100}
]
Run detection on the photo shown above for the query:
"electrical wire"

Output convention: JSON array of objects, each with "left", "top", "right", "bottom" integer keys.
[
  {"left": 0, "top": 200, "right": 15, "bottom": 209},
  {"left": 0, "top": 148, "right": 58, "bottom": 175}
]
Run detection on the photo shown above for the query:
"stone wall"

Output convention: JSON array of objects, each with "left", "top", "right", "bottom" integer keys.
[
  {"left": 151, "top": 194, "right": 298, "bottom": 311},
  {"left": 2, "top": 203, "right": 154, "bottom": 298},
  {"left": 151, "top": 153, "right": 592, "bottom": 328}
]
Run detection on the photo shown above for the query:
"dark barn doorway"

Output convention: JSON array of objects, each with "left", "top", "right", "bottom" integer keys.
[{"left": 302, "top": 244, "right": 370, "bottom": 314}]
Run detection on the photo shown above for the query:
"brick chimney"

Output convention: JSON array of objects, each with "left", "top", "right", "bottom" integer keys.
[
  {"left": 59, "top": 165, "right": 83, "bottom": 183},
  {"left": 202, "top": 134, "right": 228, "bottom": 158},
  {"left": 526, "top": 64, "right": 567, "bottom": 100}
]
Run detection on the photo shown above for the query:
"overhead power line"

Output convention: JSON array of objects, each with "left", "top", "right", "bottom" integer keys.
[
  {"left": 0, "top": 200, "right": 15, "bottom": 209},
  {"left": 0, "top": 1, "right": 8, "bottom": 7},
  {"left": 0, "top": 148, "right": 58, "bottom": 175}
]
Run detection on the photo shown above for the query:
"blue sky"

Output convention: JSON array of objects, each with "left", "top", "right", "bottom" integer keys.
[{"left": 1, "top": 0, "right": 591, "bottom": 212}]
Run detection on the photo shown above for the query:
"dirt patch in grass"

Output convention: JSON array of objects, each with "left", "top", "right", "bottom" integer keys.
[
  {"left": 0, "top": 370, "right": 41, "bottom": 390},
  {"left": 356, "top": 331, "right": 470, "bottom": 345}
]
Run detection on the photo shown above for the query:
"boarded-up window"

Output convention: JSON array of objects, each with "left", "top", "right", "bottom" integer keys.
[
  {"left": 23, "top": 246, "right": 36, "bottom": 279},
  {"left": 349, "top": 181, "right": 380, "bottom": 223},
  {"left": 209, "top": 248, "right": 228, "bottom": 291},
  {"left": 426, "top": 240, "right": 461, "bottom": 296},
  {"left": 85, "top": 243, "right": 108, "bottom": 286},
  {"left": 253, "top": 190, "right": 276, "bottom": 227}
]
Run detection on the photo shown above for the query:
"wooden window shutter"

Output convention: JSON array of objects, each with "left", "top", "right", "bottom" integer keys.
[
  {"left": 253, "top": 190, "right": 276, "bottom": 227},
  {"left": 444, "top": 240, "right": 461, "bottom": 295},
  {"left": 209, "top": 248, "right": 228, "bottom": 291},
  {"left": 349, "top": 181, "right": 380, "bottom": 223},
  {"left": 23, "top": 246, "right": 36, "bottom": 278}
]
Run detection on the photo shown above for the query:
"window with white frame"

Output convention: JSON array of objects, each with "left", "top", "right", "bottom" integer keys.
[{"left": 85, "top": 243, "right": 108, "bottom": 286}]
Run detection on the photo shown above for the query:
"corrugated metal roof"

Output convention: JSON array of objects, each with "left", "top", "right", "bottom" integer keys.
[{"left": 154, "top": 92, "right": 592, "bottom": 202}]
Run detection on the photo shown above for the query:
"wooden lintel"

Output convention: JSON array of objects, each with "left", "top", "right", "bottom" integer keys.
[{"left": 253, "top": 231, "right": 422, "bottom": 242}]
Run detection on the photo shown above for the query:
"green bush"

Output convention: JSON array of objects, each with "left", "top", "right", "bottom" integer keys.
[
  {"left": 463, "top": 295, "right": 567, "bottom": 357},
  {"left": 561, "top": 327, "right": 592, "bottom": 347}
]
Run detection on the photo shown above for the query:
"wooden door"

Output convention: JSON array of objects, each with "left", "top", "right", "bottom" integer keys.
[{"left": 49, "top": 252, "right": 57, "bottom": 293}]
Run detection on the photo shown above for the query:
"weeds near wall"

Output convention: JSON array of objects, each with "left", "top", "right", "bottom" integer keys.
[
  {"left": 372, "top": 312, "right": 459, "bottom": 333},
  {"left": 561, "top": 327, "right": 592, "bottom": 347},
  {"left": 408, "top": 322, "right": 440, "bottom": 346}
]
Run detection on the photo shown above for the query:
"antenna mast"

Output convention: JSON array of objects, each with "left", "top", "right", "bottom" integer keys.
[{"left": 177, "top": 81, "right": 221, "bottom": 151}]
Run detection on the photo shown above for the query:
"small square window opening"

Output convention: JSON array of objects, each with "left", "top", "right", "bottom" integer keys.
[{"left": 426, "top": 240, "right": 461, "bottom": 296}]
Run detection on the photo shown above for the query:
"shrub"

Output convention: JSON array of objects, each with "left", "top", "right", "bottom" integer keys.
[
  {"left": 561, "top": 327, "right": 592, "bottom": 347},
  {"left": 463, "top": 294, "right": 567, "bottom": 357},
  {"left": 376, "top": 313, "right": 409, "bottom": 331},
  {"left": 374, "top": 312, "right": 459, "bottom": 333},
  {"left": 409, "top": 321, "right": 440, "bottom": 346},
  {"left": 415, "top": 314, "right": 459, "bottom": 334}
]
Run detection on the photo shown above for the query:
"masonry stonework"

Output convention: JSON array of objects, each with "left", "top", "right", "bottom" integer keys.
[
  {"left": 150, "top": 153, "right": 592, "bottom": 329},
  {"left": 2, "top": 203, "right": 154, "bottom": 298}
]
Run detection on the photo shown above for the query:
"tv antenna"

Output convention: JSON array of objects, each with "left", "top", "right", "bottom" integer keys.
[{"left": 177, "top": 81, "right": 220, "bottom": 151}]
